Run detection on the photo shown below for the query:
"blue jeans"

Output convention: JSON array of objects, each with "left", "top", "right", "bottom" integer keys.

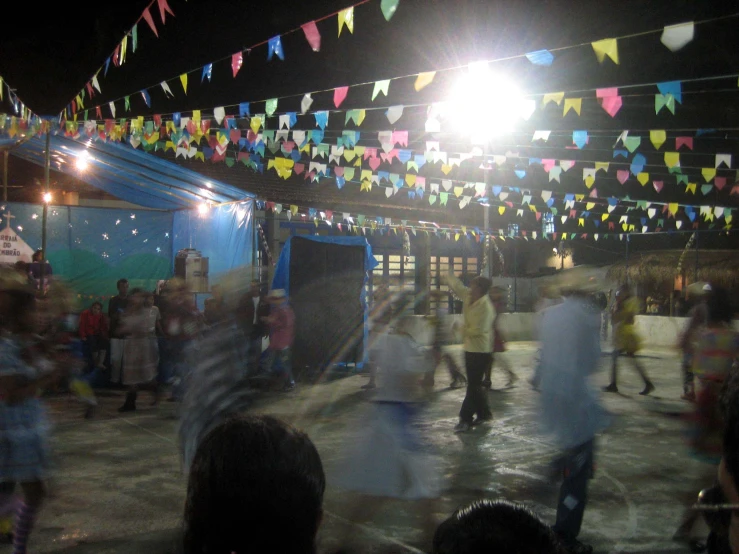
[
  {"left": 553, "top": 439, "right": 595, "bottom": 545},
  {"left": 261, "top": 348, "right": 293, "bottom": 383}
]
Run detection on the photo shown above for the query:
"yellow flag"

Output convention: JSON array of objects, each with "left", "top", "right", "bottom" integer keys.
[
  {"left": 453, "top": 186, "right": 463, "bottom": 197},
  {"left": 594, "top": 162, "right": 609, "bottom": 173},
  {"left": 686, "top": 183, "right": 696, "bottom": 194},
  {"left": 584, "top": 175, "right": 595, "bottom": 188},
  {"left": 563, "top": 98, "right": 582, "bottom": 116},
  {"left": 250, "top": 117, "right": 262, "bottom": 134},
  {"left": 591, "top": 38, "right": 619, "bottom": 64},
  {"left": 650, "top": 130, "right": 666, "bottom": 149},
  {"left": 578, "top": 218, "right": 585, "bottom": 227},
  {"left": 664, "top": 152, "right": 680, "bottom": 168},
  {"left": 637, "top": 173, "right": 649, "bottom": 185},
  {"left": 575, "top": 194, "right": 585, "bottom": 201},
  {"left": 668, "top": 203, "right": 678, "bottom": 215},
  {"left": 405, "top": 174, "right": 417, "bottom": 186},
  {"left": 498, "top": 206, "right": 505, "bottom": 215},
  {"left": 414, "top": 71, "right": 436, "bottom": 91},
  {"left": 602, "top": 214, "right": 609, "bottom": 222},
  {"left": 180, "top": 73, "right": 188, "bottom": 94},
  {"left": 542, "top": 92, "right": 564, "bottom": 107},
  {"left": 702, "top": 168, "right": 716, "bottom": 182},
  {"left": 586, "top": 202, "right": 595, "bottom": 210},
  {"left": 338, "top": 7, "right": 354, "bottom": 36}
]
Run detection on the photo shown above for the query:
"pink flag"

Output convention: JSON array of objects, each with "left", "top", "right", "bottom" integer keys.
[
  {"left": 715, "top": 176, "right": 727, "bottom": 191},
  {"left": 301, "top": 21, "right": 321, "bottom": 52},
  {"left": 653, "top": 180, "right": 664, "bottom": 192},
  {"left": 334, "top": 86, "right": 349, "bottom": 108},
  {"left": 231, "top": 52, "right": 243, "bottom": 78},
  {"left": 676, "top": 136, "right": 693, "bottom": 150},
  {"left": 142, "top": 7, "right": 158, "bottom": 36},
  {"left": 157, "top": 0, "right": 175, "bottom": 23},
  {"left": 600, "top": 95, "right": 622, "bottom": 117},
  {"left": 616, "top": 169, "right": 629, "bottom": 184}
]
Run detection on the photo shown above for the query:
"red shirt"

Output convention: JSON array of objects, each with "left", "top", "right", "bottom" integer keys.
[
  {"left": 268, "top": 303, "right": 295, "bottom": 350},
  {"left": 78, "top": 309, "right": 109, "bottom": 340}
]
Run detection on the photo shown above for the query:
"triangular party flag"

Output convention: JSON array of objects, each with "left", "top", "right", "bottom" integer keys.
[
  {"left": 338, "top": 7, "right": 354, "bottom": 36},
  {"left": 664, "top": 152, "right": 680, "bottom": 168},
  {"left": 201, "top": 63, "right": 213, "bottom": 82},
  {"left": 525, "top": 49, "right": 554, "bottom": 66},
  {"left": 600, "top": 95, "right": 622, "bottom": 117},
  {"left": 573, "top": 130, "right": 588, "bottom": 149},
  {"left": 372, "top": 80, "right": 390, "bottom": 101},
  {"left": 591, "top": 38, "right": 619, "bottom": 64},
  {"left": 623, "top": 136, "right": 641, "bottom": 153},
  {"left": 616, "top": 169, "right": 629, "bottom": 184},
  {"left": 386, "top": 105, "right": 403, "bottom": 124},
  {"left": 140, "top": 90, "right": 151, "bottom": 108},
  {"left": 700, "top": 184, "right": 713, "bottom": 195},
  {"left": 301, "top": 94, "right": 313, "bottom": 114},
  {"left": 655, "top": 94, "right": 676, "bottom": 115},
  {"left": 702, "top": 168, "right": 716, "bottom": 182},
  {"left": 563, "top": 98, "right": 582, "bottom": 116},
  {"left": 334, "top": 86, "right": 349, "bottom": 108},
  {"left": 414, "top": 71, "right": 435, "bottom": 91},
  {"left": 657, "top": 81, "right": 682, "bottom": 104},
  {"left": 653, "top": 180, "right": 664, "bottom": 192},
  {"left": 180, "top": 73, "right": 188, "bottom": 94},
  {"left": 142, "top": 7, "right": 158, "bottom": 36},
  {"left": 637, "top": 173, "right": 649, "bottom": 186},
  {"left": 265, "top": 98, "right": 278, "bottom": 117},
  {"left": 267, "top": 36, "right": 284, "bottom": 61},
  {"left": 676, "top": 137, "right": 693, "bottom": 150},
  {"left": 301, "top": 21, "right": 321, "bottom": 51},
  {"left": 716, "top": 153, "right": 732, "bottom": 168},
  {"left": 650, "top": 130, "right": 666, "bottom": 149},
  {"left": 92, "top": 74, "right": 101, "bottom": 93},
  {"left": 381, "top": 0, "right": 399, "bottom": 21},
  {"left": 160, "top": 81, "right": 174, "bottom": 98},
  {"left": 661, "top": 22, "right": 694, "bottom": 52},
  {"left": 715, "top": 176, "right": 727, "bottom": 191},
  {"left": 157, "top": 0, "right": 175, "bottom": 23},
  {"left": 542, "top": 92, "right": 564, "bottom": 106},
  {"left": 231, "top": 52, "right": 243, "bottom": 77}
]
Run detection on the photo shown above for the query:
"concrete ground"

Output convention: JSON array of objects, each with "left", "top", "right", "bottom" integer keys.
[{"left": 18, "top": 342, "right": 709, "bottom": 554}]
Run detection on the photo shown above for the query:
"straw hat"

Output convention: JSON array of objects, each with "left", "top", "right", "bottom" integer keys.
[
  {"left": 556, "top": 265, "right": 603, "bottom": 294},
  {"left": 686, "top": 281, "right": 712, "bottom": 297}
]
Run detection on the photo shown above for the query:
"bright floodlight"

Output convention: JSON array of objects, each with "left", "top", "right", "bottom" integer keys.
[
  {"left": 197, "top": 203, "right": 209, "bottom": 215},
  {"left": 75, "top": 150, "right": 92, "bottom": 171},
  {"left": 448, "top": 62, "right": 528, "bottom": 143},
  {"left": 43, "top": 192, "right": 52, "bottom": 203}
]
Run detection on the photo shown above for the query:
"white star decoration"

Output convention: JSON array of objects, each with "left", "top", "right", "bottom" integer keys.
[
  {"left": 115, "top": 219, "right": 121, "bottom": 225},
  {"left": 130, "top": 214, "right": 136, "bottom": 219},
  {"left": 156, "top": 247, "right": 161, "bottom": 253},
  {"left": 102, "top": 233, "right": 109, "bottom": 240},
  {"left": 132, "top": 229, "right": 138, "bottom": 236},
  {"left": 165, "top": 232, "right": 169, "bottom": 238}
]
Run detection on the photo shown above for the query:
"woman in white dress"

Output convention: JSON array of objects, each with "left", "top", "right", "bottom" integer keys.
[{"left": 335, "top": 314, "right": 441, "bottom": 551}]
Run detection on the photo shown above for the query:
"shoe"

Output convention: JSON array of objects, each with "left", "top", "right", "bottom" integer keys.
[
  {"left": 454, "top": 421, "right": 471, "bottom": 433},
  {"left": 481, "top": 379, "right": 492, "bottom": 389},
  {"left": 118, "top": 392, "right": 137, "bottom": 412},
  {"left": 603, "top": 383, "right": 619, "bottom": 393},
  {"left": 118, "top": 403, "right": 136, "bottom": 413},
  {"left": 449, "top": 379, "right": 462, "bottom": 389},
  {"left": 639, "top": 382, "right": 655, "bottom": 396},
  {"left": 283, "top": 381, "right": 296, "bottom": 391},
  {"left": 471, "top": 416, "right": 492, "bottom": 426}
]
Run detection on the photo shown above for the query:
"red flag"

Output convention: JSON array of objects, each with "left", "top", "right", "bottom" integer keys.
[
  {"left": 301, "top": 21, "right": 321, "bottom": 52},
  {"left": 333, "top": 86, "right": 348, "bottom": 108},
  {"left": 142, "top": 7, "right": 158, "bottom": 37},
  {"left": 112, "top": 44, "right": 121, "bottom": 66},
  {"left": 157, "top": 0, "right": 175, "bottom": 23},
  {"left": 231, "top": 52, "right": 243, "bottom": 78},
  {"left": 95, "top": 106, "right": 102, "bottom": 119}
]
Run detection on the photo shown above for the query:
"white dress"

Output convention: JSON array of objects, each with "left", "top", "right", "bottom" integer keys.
[{"left": 334, "top": 331, "right": 441, "bottom": 499}]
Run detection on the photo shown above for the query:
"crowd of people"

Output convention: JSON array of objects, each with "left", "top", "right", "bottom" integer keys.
[{"left": 0, "top": 256, "right": 737, "bottom": 554}]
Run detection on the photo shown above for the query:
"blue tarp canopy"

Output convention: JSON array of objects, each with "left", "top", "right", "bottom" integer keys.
[{"left": 2, "top": 131, "right": 253, "bottom": 210}]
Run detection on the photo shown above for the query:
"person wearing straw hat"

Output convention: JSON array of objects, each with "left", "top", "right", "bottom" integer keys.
[
  {"left": 603, "top": 284, "right": 655, "bottom": 396},
  {"left": 677, "top": 282, "right": 712, "bottom": 402},
  {"left": 261, "top": 288, "right": 296, "bottom": 391},
  {"left": 536, "top": 266, "right": 611, "bottom": 554}
]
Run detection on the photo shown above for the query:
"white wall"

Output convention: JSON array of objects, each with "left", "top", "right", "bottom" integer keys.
[{"left": 404, "top": 313, "right": 738, "bottom": 348}]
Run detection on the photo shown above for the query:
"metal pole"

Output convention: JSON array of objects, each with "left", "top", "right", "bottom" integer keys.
[
  {"left": 624, "top": 234, "right": 629, "bottom": 287},
  {"left": 693, "top": 231, "right": 699, "bottom": 284},
  {"left": 40, "top": 130, "right": 50, "bottom": 295},
  {"left": 2, "top": 150, "right": 8, "bottom": 202},
  {"left": 483, "top": 143, "right": 491, "bottom": 278},
  {"left": 513, "top": 240, "right": 518, "bottom": 312}
]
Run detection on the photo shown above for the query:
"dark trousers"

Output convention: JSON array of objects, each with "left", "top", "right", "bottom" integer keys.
[
  {"left": 553, "top": 439, "right": 595, "bottom": 545},
  {"left": 459, "top": 351, "right": 492, "bottom": 424}
]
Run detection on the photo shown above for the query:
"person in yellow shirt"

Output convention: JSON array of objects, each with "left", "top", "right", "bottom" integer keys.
[{"left": 443, "top": 273, "right": 495, "bottom": 433}]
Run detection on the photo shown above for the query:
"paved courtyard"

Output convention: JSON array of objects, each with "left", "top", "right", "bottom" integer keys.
[{"left": 20, "top": 342, "right": 709, "bottom": 553}]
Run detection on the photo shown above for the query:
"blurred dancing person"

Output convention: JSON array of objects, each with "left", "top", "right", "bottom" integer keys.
[
  {"left": 604, "top": 284, "right": 655, "bottom": 396},
  {"left": 422, "top": 290, "right": 466, "bottom": 389},
  {"left": 261, "top": 289, "right": 296, "bottom": 391},
  {"left": 678, "top": 282, "right": 711, "bottom": 402},
  {"left": 673, "top": 286, "right": 739, "bottom": 551},
  {"left": 442, "top": 273, "right": 494, "bottom": 433},
  {"left": 107, "top": 278, "right": 129, "bottom": 385},
  {"left": 335, "top": 313, "right": 440, "bottom": 552},
  {"left": 482, "top": 286, "right": 517, "bottom": 389},
  {"left": 236, "top": 279, "right": 269, "bottom": 375},
  {"left": 0, "top": 269, "right": 73, "bottom": 554},
  {"left": 537, "top": 269, "right": 611, "bottom": 554}
]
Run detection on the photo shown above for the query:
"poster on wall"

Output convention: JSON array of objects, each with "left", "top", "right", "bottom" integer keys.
[{"left": 0, "top": 211, "right": 34, "bottom": 265}]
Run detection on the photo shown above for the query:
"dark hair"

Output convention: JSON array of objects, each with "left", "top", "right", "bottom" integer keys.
[
  {"left": 183, "top": 415, "right": 325, "bottom": 554},
  {"left": 707, "top": 286, "right": 733, "bottom": 325},
  {"left": 0, "top": 290, "right": 36, "bottom": 333},
  {"left": 432, "top": 499, "right": 565, "bottom": 554},
  {"left": 32, "top": 250, "right": 43, "bottom": 262},
  {"left": 470, "top": 276, "right": 492, "bottom": 296},
  {"left": 116, "top": 278, "right": 128, "bottom": 289},
  {"left": 91, "top": 301, "right": 102, "bottom": 309}
]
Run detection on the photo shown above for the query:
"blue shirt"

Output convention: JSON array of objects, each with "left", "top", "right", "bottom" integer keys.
[{"left": 538, "top": 296, "right": 611, "bottom": 449}]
